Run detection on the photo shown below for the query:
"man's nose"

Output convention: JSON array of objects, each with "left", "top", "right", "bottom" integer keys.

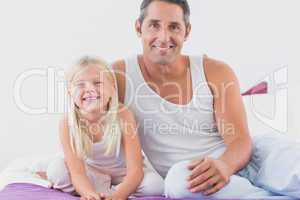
[{"left": 157, "top": 28, "right": 170, "bottom": 43}]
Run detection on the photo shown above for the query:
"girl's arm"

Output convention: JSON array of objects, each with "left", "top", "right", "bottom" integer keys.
[
  {"left": 59, "top": 117, "right": 100, "bottom": 199},
  {"left": 111, "top": 106, "right": 144, "bottom": 200}
]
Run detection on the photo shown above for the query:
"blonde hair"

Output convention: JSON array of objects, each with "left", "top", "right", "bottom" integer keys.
[{"left": 66, "top": 56, "right": 122, "bottom": 159}]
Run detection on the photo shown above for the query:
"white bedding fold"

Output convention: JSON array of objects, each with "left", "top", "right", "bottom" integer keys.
[{"left": 0, "top": 154, "right": 60, "bottom": 190}]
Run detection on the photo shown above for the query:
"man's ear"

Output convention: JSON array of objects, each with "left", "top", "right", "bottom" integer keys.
[
  {"left": 184, "top": 23, "right": 192, "bottom": 41},
  {"left": 135, "top": 20, "right": 142, "bottom": 37}
]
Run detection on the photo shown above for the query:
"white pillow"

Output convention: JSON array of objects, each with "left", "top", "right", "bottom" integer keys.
[{"left": 243, "top": 94, "right": 284, "bottom": 137}]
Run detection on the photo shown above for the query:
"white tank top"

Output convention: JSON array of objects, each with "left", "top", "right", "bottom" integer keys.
[
  {"left": 85, "top": 140, "right": 126, "bottom": 176},
  {"left": 124, "top": 55, "right": 226, "bottom": 177}
]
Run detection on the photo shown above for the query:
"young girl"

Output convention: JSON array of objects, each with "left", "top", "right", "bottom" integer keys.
[{"left": 38, "top": 57, "right": 164, "bottom": 200}]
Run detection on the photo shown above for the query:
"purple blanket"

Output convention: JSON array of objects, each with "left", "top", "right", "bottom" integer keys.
[
  {"left": 0, "top": 183, "right": 172, "bottom": 200},
  {"left": 0, "top": 183, "right": 291, "bottom": 200}
]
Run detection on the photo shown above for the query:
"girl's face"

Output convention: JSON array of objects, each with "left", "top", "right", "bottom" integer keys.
[{"left": 70, "top": 65, "right": 115, "bottom": 116}]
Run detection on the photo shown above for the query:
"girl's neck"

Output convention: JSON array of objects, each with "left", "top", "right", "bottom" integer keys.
[
  {"left": 79, "top": 110, "right": 105, "bottom": 124},
  {"left": 79, "top": 112, "right": 106, "bottom": 143}
]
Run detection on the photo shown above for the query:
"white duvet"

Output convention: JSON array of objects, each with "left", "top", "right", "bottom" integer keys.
[{"left": 0, "top": 155, "right": 60, "bottom": 190}]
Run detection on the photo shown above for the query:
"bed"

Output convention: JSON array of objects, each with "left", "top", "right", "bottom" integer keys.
[
  {"left": 0, "top": 183, "right": 170, "bottom": 200},
  {"left": 0, "top": 82, "right": 273, "bottom": 200}
]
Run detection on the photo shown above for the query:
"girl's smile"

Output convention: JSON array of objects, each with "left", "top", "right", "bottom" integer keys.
[{"left": 70, "top": 65, "right": 114, "bottom": 122}]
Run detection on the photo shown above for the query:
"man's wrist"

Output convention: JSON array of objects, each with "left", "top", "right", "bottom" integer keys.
[{"left": 218, "top": 156, "right": 236, "bottom": 176}]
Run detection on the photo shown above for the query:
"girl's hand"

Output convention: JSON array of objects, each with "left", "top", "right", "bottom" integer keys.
[
  {"left": 110, "top": 192, "right": 127, "bottom": 200},
  {"left": 80, "top": 192, "right": 102, "bottom": 200},
  {"left": 104, "top": 196, "right": 113, "bottom": 200},
  {"left": 98, "top": 193, "right": 115, "bottom": 200},
  {"left": 80, "top": 192, "right": 125, "bottom": 200}
]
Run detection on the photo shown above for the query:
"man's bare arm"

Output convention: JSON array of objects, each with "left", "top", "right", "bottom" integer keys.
[{"left": 187, "top": 56, "right": 252, "bottom": 195}]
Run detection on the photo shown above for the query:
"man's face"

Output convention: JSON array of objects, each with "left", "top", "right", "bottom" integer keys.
[{"left": 136, "top": 1, "right": 190, "bottom": 65}]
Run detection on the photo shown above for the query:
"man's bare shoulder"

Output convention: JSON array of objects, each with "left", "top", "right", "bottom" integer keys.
[
  {"left": 118, "top": 103, "right": 135, "bottom": 123},
  {"left": 111, "top": 59, "right": 126, "bottom": 103},
  {"left": 111, "top": 59, "right": 126, "bottom": 73},
  {"left": 203, "top": 55, "right": 237, "bottom": 85}
]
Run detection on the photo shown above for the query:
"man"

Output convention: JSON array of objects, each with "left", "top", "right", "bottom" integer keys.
[{"left": 112, "top": 0, "right": 300, "bottom": 198}]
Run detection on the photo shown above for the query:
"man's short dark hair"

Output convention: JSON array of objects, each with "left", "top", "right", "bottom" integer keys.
[{"left": 138, "top": 0, "right": 190, "bottom": 27}]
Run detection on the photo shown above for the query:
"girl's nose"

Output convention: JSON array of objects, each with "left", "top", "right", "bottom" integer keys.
[{"left": 85, "top": 82, "right": 97, "bottom": 92}]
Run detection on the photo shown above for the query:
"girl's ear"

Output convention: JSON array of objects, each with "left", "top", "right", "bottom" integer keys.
[
  {"left": 135, "top": 20, "right": 142, "bottom": 37},
  {"left": 67, "top": 84, "right": 72, "bottom": 96}
]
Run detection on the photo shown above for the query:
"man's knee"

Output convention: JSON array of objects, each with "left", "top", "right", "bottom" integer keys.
[
  {"left": 164, "top": 161, "right": 269, "bottom": 199},
  {"left": 164, "top": 160, "right": 205, "bottom": 198}
]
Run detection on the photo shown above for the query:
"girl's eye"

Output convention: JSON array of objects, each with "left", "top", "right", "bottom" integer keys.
[
  {"left": 94, "top": 81, "right": 102, "bottom": 85},
  {"left": 75, "top": 82, "right": 85, "bottom": 88}
]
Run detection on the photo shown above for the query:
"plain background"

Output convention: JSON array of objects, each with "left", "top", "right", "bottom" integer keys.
[{"left": 0, "top": 0, "right": 299, "bottom": 170}]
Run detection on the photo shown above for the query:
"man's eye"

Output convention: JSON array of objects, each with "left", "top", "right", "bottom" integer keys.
[
  {"left": 170, "top": 25, "right": 180, "bottom": 31},
  {"left": 149, "top": 23, "right": 159, "bottom": 29}
]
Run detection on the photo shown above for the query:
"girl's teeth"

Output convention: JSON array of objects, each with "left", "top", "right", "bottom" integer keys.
[{"left": 85, "top": 97, "right": 98, "bottom": 101}]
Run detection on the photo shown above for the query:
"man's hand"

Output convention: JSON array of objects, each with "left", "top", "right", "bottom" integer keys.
[{"left": 187, "top": 157, "right": 232, "bottom": 196}]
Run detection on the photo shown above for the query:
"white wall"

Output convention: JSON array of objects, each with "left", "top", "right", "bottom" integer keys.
[{"left": 0, "top": 0, "right": 298, "bottom": 170}]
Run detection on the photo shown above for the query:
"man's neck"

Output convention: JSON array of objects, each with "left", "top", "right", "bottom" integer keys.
[{"left": 139, "top": 55, "right": 189, "bottom": 84}]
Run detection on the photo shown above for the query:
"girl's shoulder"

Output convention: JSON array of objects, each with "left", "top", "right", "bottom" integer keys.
[
  {"left": 59, "top": 114, "right": 69, "bottom": 129},
  {"left": 58, "top": 114, "right": 70, "bottom": 140},
  {"left": 118, "top": 104, "right": 138, "bottom": 140}
]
